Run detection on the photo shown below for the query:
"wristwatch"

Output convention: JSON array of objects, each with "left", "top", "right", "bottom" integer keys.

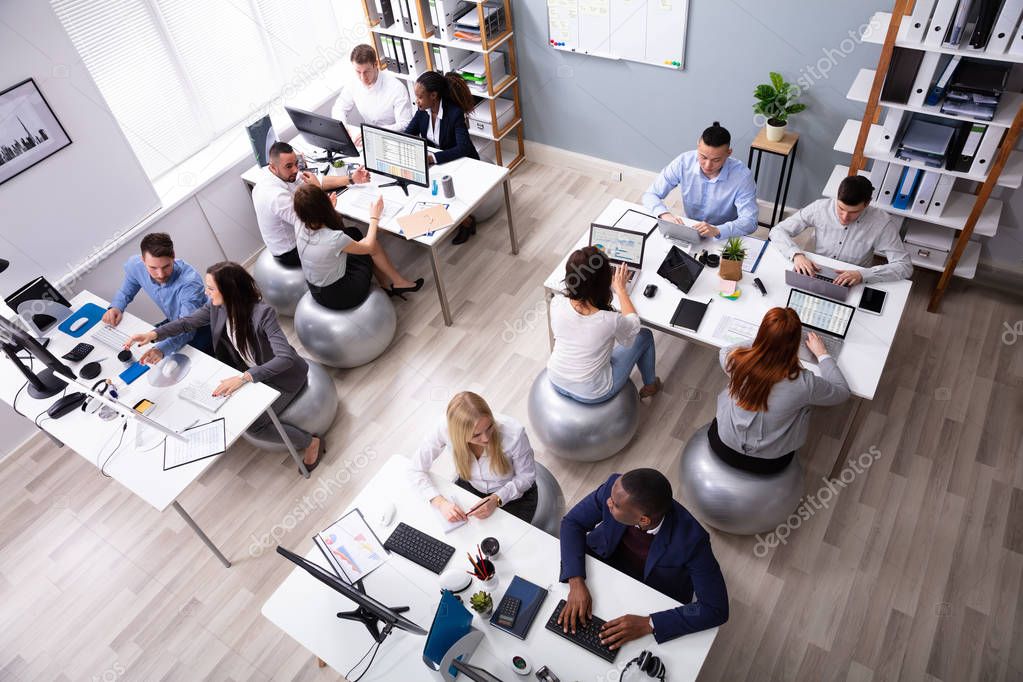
[{"left": 346, "top": 166, "right": 354, "bottom": 183}]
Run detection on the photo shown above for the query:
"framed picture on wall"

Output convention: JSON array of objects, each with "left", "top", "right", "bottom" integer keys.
[{"left": 0, "top": 78, "right": 72, "bottom": 187}]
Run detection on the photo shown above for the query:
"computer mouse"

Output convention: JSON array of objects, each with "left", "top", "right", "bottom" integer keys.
[
  {"left": 374, "top": 501, "right": 396, "bottom": 527},
  {"left": 161, "top": 359, "right": 179, "bottom": 377},
  {"left": 117, "top": 349, "right": 132, "bottom": 363},
  {"left": 79, "top": 361, "right": 101, "bottom": 380},
  {"left": 643, "top": 284, "right": 658, "bottom": 298},
  {"left": 69, "top": 317, "right": 89, "bottom": 332}
]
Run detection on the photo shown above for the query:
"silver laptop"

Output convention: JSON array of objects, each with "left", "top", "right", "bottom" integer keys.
[
  {"left": 786, "top": 288, "right": 855, "bottom": 363},
  {"left": 656, "top": 218, "right": 701, "bottom": 244},
  {"left": 589, "top": 223, "right": 647, "bottom": 294},
  {"left": 784, "top": 266, "right": 851, "bottom": 302}
]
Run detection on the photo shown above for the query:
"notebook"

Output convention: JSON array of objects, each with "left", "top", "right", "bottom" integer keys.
[
  {"left": 670, "top": 298, "right": 710, "bottom": 332},
  {"left": 489, "top": 575, "right": 548, "bottom": 639}
]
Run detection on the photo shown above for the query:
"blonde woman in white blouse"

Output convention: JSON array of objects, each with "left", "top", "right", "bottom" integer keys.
[{"left": 409, "top": 392, "right": 538, "bottom": 523}]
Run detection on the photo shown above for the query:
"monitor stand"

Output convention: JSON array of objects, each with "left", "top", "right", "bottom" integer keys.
[
  {"left": 336, "top": 579, "right": 411, "bottom": 644},
  {"left": 377, "top": 178, "right": 412, "bottom": 196},
  {"left": 1, "top": 344, "right": 67, "bottom": 399}
]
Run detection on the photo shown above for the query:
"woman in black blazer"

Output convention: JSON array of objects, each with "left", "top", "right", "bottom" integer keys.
[
  {"left": 405, "top": 70, "right": 480, "bottom": 244},
  {"left": 128, "top": 262, "right": 326, "bottom": 471}
]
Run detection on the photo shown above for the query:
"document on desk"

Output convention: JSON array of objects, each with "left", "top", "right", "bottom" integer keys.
[
  {"left": 741, "top": 237, "right": 768, "bottom": 273},
  {"left": 313, "top": 509, "right": 388, "bottom": 583},
  {"left": 346, "top": 190, "right": 405, "bottom": 220},
  {"left": 714, "top": 316, "right": 759, "bottom": 345},
  {"left": 162, "top": 418, "right": 227, "bottom": 471}
]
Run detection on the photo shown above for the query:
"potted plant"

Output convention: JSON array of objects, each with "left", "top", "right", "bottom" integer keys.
[
  {"left": 719, "top": 237, "right": 747, "bottom": 282},
  {"left": 753, "top": 72, "right": 807, "bottom": 142},
  {"left": 469, "top": 591, "right": 493, "bottom": 617}
]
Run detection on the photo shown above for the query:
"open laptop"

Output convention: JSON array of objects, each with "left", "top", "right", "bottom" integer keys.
[
  {"left": 589, "top": 223, "right": 647, "bottom": 293},
  {"left": 786, "top": 288, "right": 855, "bottom": 364},
  {"left": 613, "top": 208, "right": 701, "bottom": 245},
  {"left": 784, "top": 265, "right": 851, "bottom": 302}
]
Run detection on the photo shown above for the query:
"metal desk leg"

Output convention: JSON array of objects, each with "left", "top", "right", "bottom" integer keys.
[
  {"left": 780, "top": 141, "right": 797, "bottom": 222},
  {"left": 771, "top": 154, "right": 789, "bottom": 227},
  {"left": 429, "top": 247, "right": 454, "bottom": 326},
  {"left": 829, "top": 397, "right": 869, "bottom": 480},
  {"left": 753, "top": 150, "right": 763, "bottom": 183},
  {"left": 266, "top": 406, "right": 310, "bottom": 479},
  {"left": 544, "top": 289, "right": 555, "bottom": 351},
  {"left": 172, "top": 501, "right": 231, "bottom": 568},
  {"left": 503, "top": 179, "right": 519, "bottom": 255}
]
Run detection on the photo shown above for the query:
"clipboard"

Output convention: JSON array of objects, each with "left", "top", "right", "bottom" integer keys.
[
  {"left": 313, "top": 508, "right": 388, "bottom": 583},
  {"left": 162, "top": 418, "right": 227, "bottom": 470},
  {"left": 396, "top": 204, "right": 454, "bottom": 239},
  {"left": 742, "top": 237, "right": 769, "bottom": 273}
]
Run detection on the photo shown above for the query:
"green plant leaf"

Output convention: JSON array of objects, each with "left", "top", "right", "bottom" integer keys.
[
  {"left": 770, "top": 71, "right": 785, "bottom": 91},
  {"left": 754, "top": 84, "right": 776, "bottom": 101}
]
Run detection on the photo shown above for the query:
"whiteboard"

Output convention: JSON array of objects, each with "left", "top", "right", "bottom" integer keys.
[{"left": 547, "top": 0, "right": 689, "bottom": 69}]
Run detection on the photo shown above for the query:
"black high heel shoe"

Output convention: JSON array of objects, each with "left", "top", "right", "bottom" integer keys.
[
  {"left": 387, "top": 277, "right": 425, "bottom": 300},
  {"left": 302, "top": 435, "right": 326, "bottom": 474},
  {"left": 452, "top": 216, "right": 477, "bottom": 245}
]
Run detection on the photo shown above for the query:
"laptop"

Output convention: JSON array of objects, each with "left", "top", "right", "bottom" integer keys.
[
  {"left": 784, "top": 266, "right": 851, "bottom": 302},
  {"left": 786, "top": 288, "right": 855, "bottom": 364},
  {"left": 589, "top": 223, "right": 647, "bottom": 293},
  {"left": 656, "top": 218, "right": 702, "bottom": 244},
  {"left": 612, "top": 208, "right": 701, "bottom": 245}
]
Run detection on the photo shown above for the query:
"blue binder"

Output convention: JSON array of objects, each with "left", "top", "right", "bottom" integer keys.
[
  {"left": 892, "top": 167, "right": 922, "bottom": 210},
  {"left": 489, "top": 576, "right": 548, "bottom": 639}
]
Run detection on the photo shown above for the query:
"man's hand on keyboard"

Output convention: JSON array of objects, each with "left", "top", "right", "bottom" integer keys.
[
  {"left": 102, "top": 308, "right": 122, "bottom": 326},
  {"left": 832, "top": 269, "right": 863, "bottom": 287},
  {"left": 599, "top": 614, "right": 653, "bottom": 650},
  {"left": 793, "top": 253, "right": 820, "bottom": 276},
  {"left": 559, "top": 577, "right": 592, "bottom": 633},
  {"left": 805, "top": 331, "right": 828, "bottom": 359},
  {"left": 126, "top": 330, "right": 157, "bottom": 349}
]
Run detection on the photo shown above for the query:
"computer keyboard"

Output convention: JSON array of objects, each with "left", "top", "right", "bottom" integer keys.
[
  {"left": 92, "top": 324, "right": 131, "bottom": 350},
  {"left": 382, "top": 522, "right": 455, "bottom": 574},
  {"left": 179, "top": 380, "right": 230, "bottom": 413},
  {"left": 544, "top": 599, "right": 619, "bottom": 663},
  {"left": 799, "top": 330, "right": 844, "bottom": 362}
]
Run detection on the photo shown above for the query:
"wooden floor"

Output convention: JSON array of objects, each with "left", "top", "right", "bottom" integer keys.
[{"left": 1, "top": 159, "right": 1021, "bottom": 682}]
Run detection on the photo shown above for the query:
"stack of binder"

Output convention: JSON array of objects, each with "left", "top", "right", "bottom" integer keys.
[
  {"left": 896, "top": 118, "right": 956, "bottom": 167},
  {"left": 452, "top": 2, "right": 506, "bottom": 42},
  {"left": 939, "top": 59, "right": 1011, "bottom": 120},
  {"left": 909, "top": 0, "right": 1023, "bottom": 55},
  {"left": 871, "top": 161, "right": 956, "bottom": 217}
]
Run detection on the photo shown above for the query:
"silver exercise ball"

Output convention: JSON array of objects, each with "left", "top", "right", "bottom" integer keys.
[
  {"left": 527, "top": 370, "right": 640, "bottom": 462},
  {"left": 678, "top": 423, "right": 804, "bottom": 536},
  {"left": 252, "top": 249, "right": 307, "bottom": 317},
  {"left": 473, "top": 186, "right": 504, "bottom": 222},
  {"left": 531, "top": 461, "right": 566, "bottom": 537},
  {"left": 293, "top": 289, "right": 397, "bottom": 368},
  {"left": 242, "top": 361, "right": 339, "bottom": 452}
]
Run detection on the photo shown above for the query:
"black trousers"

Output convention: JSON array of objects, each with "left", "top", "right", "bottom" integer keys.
[
  {"left": 455, "top": 479, "right": 539, "bottom": 523},
  {"left": 707, "top": 419, "right": 795, "bottom": 475},
  {"left": 273, "top": 247, "right": 301, "bottom": 268}
]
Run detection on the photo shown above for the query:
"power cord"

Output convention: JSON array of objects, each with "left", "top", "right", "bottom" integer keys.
[
  {"left": 346, "top": 639, "right": 383, "bottom": 682},
  {"left": 99, "top": 420, "right": 130, "bottom": 477}
]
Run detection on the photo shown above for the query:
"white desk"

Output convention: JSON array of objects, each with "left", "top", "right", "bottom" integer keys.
[
  {"left": 262, "top": 456, "right": 718, "bottom": 682},
  {"left": 241, "top": 152, "right": 518, "bottom": 326},
  {"left": 0, "top": 291, "right": 306, "bottom": 567}
]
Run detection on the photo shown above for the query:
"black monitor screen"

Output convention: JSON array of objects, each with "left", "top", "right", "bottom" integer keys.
[{"left": 284, "top": 107, "right": 358, "bottom": 159}]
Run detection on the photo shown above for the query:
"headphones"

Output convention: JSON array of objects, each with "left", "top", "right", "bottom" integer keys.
[
  {"left": 82, "top": 379, "right": 119, "bottom": 420},
  {"left": 621, "top": 650, "right": 665, "bottom": 681}
]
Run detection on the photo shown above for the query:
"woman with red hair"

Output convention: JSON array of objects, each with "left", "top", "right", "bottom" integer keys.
[{"left": 711, "top": 307, "right": 850, "bottom": 473}]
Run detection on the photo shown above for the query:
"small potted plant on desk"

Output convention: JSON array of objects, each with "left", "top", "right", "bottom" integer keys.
[
  {"left": 753, "top": 71, "right": 807, "bottom": 143},
  {"left": 470, "top": 591, "right": 493, "bottom": 617},
  {"left": 719, "top": 237, "right": 747, "bottom": 283}
]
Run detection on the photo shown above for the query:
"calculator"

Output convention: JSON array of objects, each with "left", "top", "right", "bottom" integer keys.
[
  {"left": 61, "top": 342, "right": 94, "bottom": 363},
  {"left": 495, "top": 594, "right": 521, "bottom": 628}
]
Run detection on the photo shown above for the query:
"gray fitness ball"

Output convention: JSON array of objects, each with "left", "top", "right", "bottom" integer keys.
[
  {"left": 252, "top": 249, "right": 307, "bottom": 317},
  {"left": 472, "top": 186, "right": 504, "bottom": 222},
  {"left": 527, "top": 370, "right": 639, "bottom": 462},
  {"left": 678, "top": 423, "right": 804, "bottom": 536},
  {"left": 530, "top": 461, "right": 566, "bottom": 537},
  {"left": 294, "top": 289, "right": 397, "bottom": 368},
  {"left": 242, "top": 361, "right": 338, "bottom": 452}
]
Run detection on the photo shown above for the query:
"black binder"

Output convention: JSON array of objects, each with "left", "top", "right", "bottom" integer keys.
[{"left": 881, "top": 48, "right": 925, "bottom": 104}]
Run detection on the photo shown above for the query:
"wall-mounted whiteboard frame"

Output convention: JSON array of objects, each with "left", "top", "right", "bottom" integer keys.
[{"left": 547, "top": 0, "right": 689, "bottom": 70}]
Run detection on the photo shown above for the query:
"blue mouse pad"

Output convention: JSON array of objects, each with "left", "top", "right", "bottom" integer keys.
[{"left": 58, "top": 302, "right": 106, "bottom": 337}]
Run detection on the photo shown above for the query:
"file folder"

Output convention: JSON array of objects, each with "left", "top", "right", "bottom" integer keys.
[
  {"left": 911, "top": 171, "right": 941, "bottom": 214},
  {"left": 969, "top": 0, "right": 1003, "bottom": 47},
  {"left": 881, "top": 48, "right": 925, "bottom": 104},
  {"left": 908, "top": 51, "right": 941, "bottom": 108},
  {"left": 925, "top": 174, "right": 956, "bottom": 217},
  {"left": 986, "top": 0, "right": 1023, "bottom": 53},
  {"left": 870, "top": 160, "right": 891, "bottom": 189},
  {"left": 881, "top": 109, "right": 908, "bottom": 151},
  {"left": 925, "top": 0, "right": 961, "bottom": 47},
  {"left": 904, "top": 0, "right": 938, "bottom": 42},
  {"left": 399, "top": 0, "right": 413, "bottom": 32},
  {"left": 879, "top": 163, "right": 906, "bottom": 205},
  {"left": 379, "top": 0, "right": 395, "bottom": 28},
  {"left": 969, "top": 126, "right": 1005, "bottom": 175},
  {"left": 395, "top": 38, "right": 409, "bottom": 73},
  {"left": 952, "top": 123, "right": 987, "bottom": 172},
  {"left": 900, "top": 118, "right": 956, "bottom": 157},
  {"left": 944, "top": 0, "right": 975, "bottom": 46},
  {"left": 925, "top": 55, "right": 962, "bottom": 106},
  {"left": 892, "top": 167, "right": 923, "bottom": 210}
]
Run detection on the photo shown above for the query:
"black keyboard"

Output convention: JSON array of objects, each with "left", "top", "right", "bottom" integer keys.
[
  {"left": 544, "top": 599, "right": 619, "bottom": 663},
  {"left": 61, "top": 342, "right": 94, "bottom": 363},
  {"left": 382, "top": 522, "right": 455, "bottom": 574}
]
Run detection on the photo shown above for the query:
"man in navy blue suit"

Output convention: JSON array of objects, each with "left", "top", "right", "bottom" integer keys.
[{"left": 558, "top": 469, "right": 729, "bottom": 648}]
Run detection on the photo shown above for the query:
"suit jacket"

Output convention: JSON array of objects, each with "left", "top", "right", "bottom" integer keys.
[
  {"left": 404, "top": 102, "right": 479, "bottom": 165},
  {"left": 155, "top": 301, "right": 308, "bottom": 394},
  {"left": 559, "top": 474, "right": 729, "bottom": 643}
]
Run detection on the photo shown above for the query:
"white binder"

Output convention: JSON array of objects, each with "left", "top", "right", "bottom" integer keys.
[
  {"left": 986, "top": 0, "right": 1023, "bottom": 53},
  {"left": 924, "top": 0, "right": 960, "bottom": 48},
  {"left": 908, "top": 51, "right": 942, "bottom": 108},
  {"left": 904, "top": 0, "right": 938, "bottom": 42},
  {"left": 969, "top": 127, "right": 1005, "bottom": 176},
  {"left": 881, "top": 109, "right": 907, "bottom": 151},
  {"left": 925, "top": 174, "right": 956, "bottom": 217},
  {"left": 870, "top": 160, "right": 891, "bottom": 188},
  {"left": 1010, "top": 15, "right": 1023, "bottom": 54},
  {"left": 879, "top": 164, "right": 907, "bottom": 205},
  {"left": 911, "top": 171, "right": 941, "bottom": 213}
]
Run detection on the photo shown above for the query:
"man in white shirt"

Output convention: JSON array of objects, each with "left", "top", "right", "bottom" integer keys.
[
  {"left": 331, "top": 44, "right": 415, "bottom": 146},
  {"left": 251, "top": 141, "right": 368, "bottom": 266}
]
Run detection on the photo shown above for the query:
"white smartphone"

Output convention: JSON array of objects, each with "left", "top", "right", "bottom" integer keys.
[{"left": 858, "top": 287, "right": 887, "bottom": 315}]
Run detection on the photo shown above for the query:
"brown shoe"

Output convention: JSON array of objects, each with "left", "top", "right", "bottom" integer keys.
[{"left": 639, "top": 378, "right": 662, "bottom": 399}]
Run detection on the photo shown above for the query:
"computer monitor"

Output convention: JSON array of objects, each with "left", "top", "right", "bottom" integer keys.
[
  {"left": 589, "top": 223, "right": 646, "bottom": 267},
  {"left": 361, "top": 123, "right": 429, "bottom": 196},
  {"left": 284, "top": 106, "right": 358, "bottom": 163},
  {"left": 276, "top": 546, "right": 427, "bottom": 643},
  {"left": 0, "top": 314, "right": 75, "bottom": 399}
]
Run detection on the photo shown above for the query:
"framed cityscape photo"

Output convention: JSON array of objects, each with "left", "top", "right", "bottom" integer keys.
[{"left": 0, "top": 78, "right": 72, "bottom": 187}]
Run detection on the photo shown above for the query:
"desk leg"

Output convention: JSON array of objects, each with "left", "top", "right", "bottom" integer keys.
[
  {"left": 545, "top": 289, "right": 555, "bottom": 351},
  {"left": 503, "top": 178, "right": 519, "bottom": 255},
  {"left": 430, "top": 247, "right": 454, "bottom": 327},
  {"left": 829, "top": 397, "right": 869, "bottom": 480},
  {"left": 266, "top": 406, "right": 310, "bottom": 479},
  {"left": 771, "top": 154, "right": 789, "bottom": 227},
  {"left": 780, "top": 141, "right": 797, "bottom": 222},
  {"left": 172, "top": 501, "right": 231, "bottom": 568}
]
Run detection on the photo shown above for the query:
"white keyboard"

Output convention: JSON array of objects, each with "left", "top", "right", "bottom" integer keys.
[
  {"left": 92, "top": 324, "right": 131, "bottom": 350},
  {"left": 178, "top": 380, "right": 231, "bottom": 413}
]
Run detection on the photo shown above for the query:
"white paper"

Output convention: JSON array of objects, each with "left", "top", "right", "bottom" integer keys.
[{"left": 164, "top": 419, "right": 226, "bottom": 469}]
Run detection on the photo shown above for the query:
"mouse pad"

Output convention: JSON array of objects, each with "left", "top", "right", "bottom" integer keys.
[
  {"left": 148, "top": 353, "right": 192, "bottom": 387},
  {"left": 118, "top": 361, "right": 150, "bottom": 385},
  {"left": 58, "top": 302, "right": 106, "bottom": 337}
]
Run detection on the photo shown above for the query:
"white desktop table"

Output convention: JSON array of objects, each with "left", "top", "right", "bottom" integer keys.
[
  {"left": 0, "top": 291, "right": 308, "bottom": 567},
  {"left": 241, "top": 152, "right": 517, "bottom": 326},
  {"left": 543, "top": 199, "right": 912, "bottom": 472},
  {"left": 262, "top": 456, "right": 718, "bottom": 682}
]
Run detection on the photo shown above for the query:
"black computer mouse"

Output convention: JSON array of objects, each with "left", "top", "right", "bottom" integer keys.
[
  {"left": 79, "top": 361, "right": 101, "bottom": 380},
  {"left": 117, "top": 349, "right": 133, "bottom": 362},
  {"left": 643, "top": 284, "right": 658, "bottom": 298}
]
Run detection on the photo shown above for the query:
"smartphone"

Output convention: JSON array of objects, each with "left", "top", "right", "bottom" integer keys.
[
  {"left": 858, "top": 287, "right": 887, "bottom": 315},
  {"left": 132, "top": 398, "right": 156, "bottom": 416}
]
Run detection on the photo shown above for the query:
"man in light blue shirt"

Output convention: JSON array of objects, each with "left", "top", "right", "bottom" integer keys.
[
  {"left": 102, "top": 232, "right": 210, "bottom": 364},
  {"left": 642, "top": 122, "right": 759, "bottom": 240}
]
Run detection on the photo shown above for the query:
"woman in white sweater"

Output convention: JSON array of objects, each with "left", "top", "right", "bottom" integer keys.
[
  {"left": 547, "top": 246, "right": 661, "bottom": 403},
  {"left": 408, "top": 392, "right": 538, "bottom": 522}
]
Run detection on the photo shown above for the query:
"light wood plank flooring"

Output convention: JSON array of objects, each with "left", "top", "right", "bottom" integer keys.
[{"left": 1, "top": 159, "right": 1021, "bottom": 681}]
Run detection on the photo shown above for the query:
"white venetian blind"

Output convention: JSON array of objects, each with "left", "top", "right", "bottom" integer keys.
[{"left": 51, "top": 0, "right": 346, "bottom": 180}]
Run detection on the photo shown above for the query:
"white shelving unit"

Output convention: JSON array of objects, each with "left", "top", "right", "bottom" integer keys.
[{"left": 862, "top": 11, "right": 1023, "bottom": 65}]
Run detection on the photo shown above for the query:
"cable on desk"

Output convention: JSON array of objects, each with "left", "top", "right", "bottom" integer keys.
[
  {"left": 99, "top": 420, "right": 129, "bottom": 477},
  {"left": 346, "top": 639, "right": 382, "bottom": 682}
]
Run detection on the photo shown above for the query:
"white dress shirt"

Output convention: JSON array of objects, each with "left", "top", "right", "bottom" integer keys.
[
  {"left": 251, "top": 167, "right": 300, "bottom": 256},
  {"left": 331, "top": 69, "right": 415, "bottom": 134},
  {"left": 408, "top": 413, "right": 536, "bottom": 505}
]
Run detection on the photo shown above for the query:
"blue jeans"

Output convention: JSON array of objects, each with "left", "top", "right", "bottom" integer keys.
[{"left": 553, "top": 328, "right": 656, "bottom": 404}]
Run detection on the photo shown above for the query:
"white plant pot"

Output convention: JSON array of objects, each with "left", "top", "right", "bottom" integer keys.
[{"left": 765, "top": 121, "right": 787, "bottom": 142}]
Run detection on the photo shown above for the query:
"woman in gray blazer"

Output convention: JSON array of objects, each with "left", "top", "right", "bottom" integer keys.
[
  {"left": 712, "top": 307, "right": 850, "bottom": 474},
  {"left": 128, "top": 262, "right": 324, "bottom": 471}
]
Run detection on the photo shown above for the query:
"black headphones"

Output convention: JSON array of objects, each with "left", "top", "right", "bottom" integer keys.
[
  {"left": 621, "top": 650, "right": 665, "bottom": 681},
  {"left": 82, "top": 379, "right": 119, "bottom": 419}
]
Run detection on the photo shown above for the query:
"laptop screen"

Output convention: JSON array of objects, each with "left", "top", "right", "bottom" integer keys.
[
  {"left": 590, "top": 224, "right": 645, "bottom": 267},
  {"left": 787, "top": 288, "right": 855, "bottom": 338}
]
